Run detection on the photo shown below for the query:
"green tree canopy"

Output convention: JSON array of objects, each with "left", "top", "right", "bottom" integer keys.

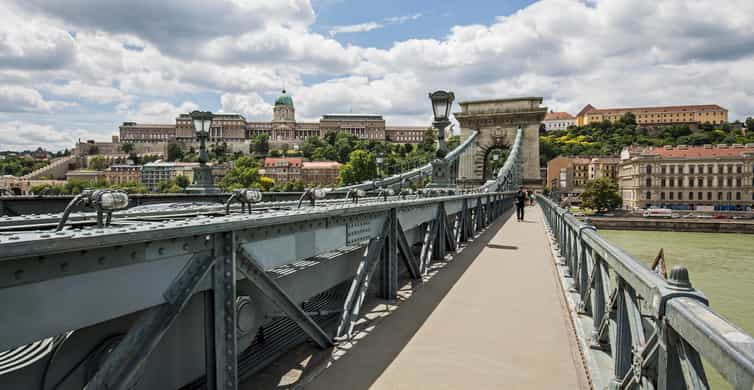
[
  {"left": 88, "top": 155, "right": 108, "bottom": 171},
  {"left": 219, "top": 156, "right": 260, "bottom": 190},
  {"left": 175, "top": 174, "right": 190, "bottom": 188},
  {"left": 338, "top": 150, "right": 377, "bottom": 185},
  {"left": 120, "top": 142, "right": 134, "bottom": 154},
  {"left": 580, "top": 177, "right": 622, "bottom": 213},
  {"left": 251, "top": 134, "right": 270, "bottom": 155},
  {"left": 167, "top": 142, "right": 184, "bottom": 162}
]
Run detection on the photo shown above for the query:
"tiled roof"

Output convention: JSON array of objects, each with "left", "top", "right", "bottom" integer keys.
[
  {"left": 303, "top": 161, "right": 341, "bottom": 169},
  {"left": 576, "top": 104, "right": 596, "bottom": 117},
  {"left": 631, "top": 145, "right": 754, "bottom": 158},
  {"left": 583, "top": 104, "right": 726, "bottom": 115},
  {"left": 264, "top": 157, "right": 303, "bottom": 167},
  {"left": 544, "top": 112, "right": 575, "bottom": 121}
]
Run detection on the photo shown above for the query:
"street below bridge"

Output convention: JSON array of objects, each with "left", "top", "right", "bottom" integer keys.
[{"left": 247, "top": 205, "right": 589, "bottom": 389}]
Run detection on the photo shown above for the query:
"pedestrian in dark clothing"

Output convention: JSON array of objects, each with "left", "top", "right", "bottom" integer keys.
[{"left": 515, "top": 187, "right": 527, "bottom": 221}]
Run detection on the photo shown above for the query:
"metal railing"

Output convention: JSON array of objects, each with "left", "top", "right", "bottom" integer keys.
[
  {"left": 538, "top": 195, "right": 754, "bottom": 389},
  {"left": 336, "top": 130, "right": 480, "bottom": 191}
]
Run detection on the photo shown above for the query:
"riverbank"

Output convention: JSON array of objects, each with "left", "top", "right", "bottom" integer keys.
[{"left": 582, "top": 216, "right": 754, "bottom": 234}]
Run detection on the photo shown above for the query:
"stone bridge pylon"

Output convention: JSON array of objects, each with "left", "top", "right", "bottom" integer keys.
[{"left": 455, "top": 97, "right": 547, "bottom": 187}]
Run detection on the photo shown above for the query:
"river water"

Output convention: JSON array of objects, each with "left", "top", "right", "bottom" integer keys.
[{"left": 600, "top": 230, "right": 753, "bottom": 389}]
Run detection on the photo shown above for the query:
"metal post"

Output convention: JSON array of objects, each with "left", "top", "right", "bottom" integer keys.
[
  {"left": 379, "top": 209, "right": 399, "bottom": 300},
  {"left": 211, "top": 233, "right": 237, "bottom": 390}
]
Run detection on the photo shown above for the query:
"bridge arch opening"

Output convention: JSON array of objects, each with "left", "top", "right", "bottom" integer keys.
[{"left": 483, "top": 145, "right": 508, "bottom": 180}]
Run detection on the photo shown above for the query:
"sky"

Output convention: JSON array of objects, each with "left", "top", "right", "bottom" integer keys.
[{"left": 1, "top": 0, "right": 753, "bottom": 151}]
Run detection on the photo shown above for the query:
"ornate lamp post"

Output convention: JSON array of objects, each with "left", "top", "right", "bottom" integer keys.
[
  {"left": 376, "top": 152, "right": 384, "bottom": 178},
  {"left": 186, "top": 110, "right": 221, "bottom": 193},
  {"left": 429, "top": 90, "right": 454, "bottom": 153},
  {"left": 427, "top": 90, "right": 455, "bottom": 188}
]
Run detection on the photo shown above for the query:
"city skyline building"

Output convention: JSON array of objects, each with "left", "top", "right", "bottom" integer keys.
[
  {"left": 120, "top": 90, "right": 430, "bottom": 150},
  {"left": 618, "top": 144, "right": 754, "bottom": 210}
]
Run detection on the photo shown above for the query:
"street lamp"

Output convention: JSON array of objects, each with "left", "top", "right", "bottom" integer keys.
[
  {"left": 186, "top": 110, "right": 220, "bottom": 193},
  {"left": 427, "top": 90, "right": 455, "bottom": 188},
  {"left": 429, "top": 90, "right": 455, "bottom": 154},
  {"left": 376, "top": 152, "right": 384, "bottom": 178}
]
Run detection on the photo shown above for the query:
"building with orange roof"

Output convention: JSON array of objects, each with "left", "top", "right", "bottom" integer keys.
[
  {"left": 618, "top": 144, "right": 754, "bottom": 210},
  {"left": 261, "top": 157, "right": 303, "bottom": 184},
  {"left": 542, "top": 111, "right": 576, "bottom": 131},
  {"left": 546, "top": 156, "right": 620, "bottom": 200},
  {"left": 302, "top": 161, "right": 342, "bottom": 186},
  {"left": 575, "top": 104, "right": 728, "bottom": 127}
]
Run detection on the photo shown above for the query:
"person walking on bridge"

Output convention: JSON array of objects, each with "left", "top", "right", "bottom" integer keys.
[{"left": 515, "top": 186, "right": 527, "bottom": 221}]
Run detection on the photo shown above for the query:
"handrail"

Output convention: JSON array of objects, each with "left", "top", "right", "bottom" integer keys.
[
  {"left": 336, "top": 131, "right": 479, "bottom": 191},
  {"left": 537, "top": 194, "right": 754, "bottom": 389}
]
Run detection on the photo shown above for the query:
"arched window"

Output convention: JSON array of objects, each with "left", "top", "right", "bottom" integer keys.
[
  {"left": 646, "top": 191, "right": 651, "bottom": 200},
  {"left": 646, "top": 178, "right": 651, "bottom": 187},
  {"left": 646, "top": 165, "right": 652, "bottom": 174}
]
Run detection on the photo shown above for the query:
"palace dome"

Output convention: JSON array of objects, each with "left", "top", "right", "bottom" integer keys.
[{"left": 274, "top": 89, "right": 293, "bottom": 107}]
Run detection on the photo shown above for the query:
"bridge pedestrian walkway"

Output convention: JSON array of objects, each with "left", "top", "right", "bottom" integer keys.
[{"left": 305, "top": 205, "right": 589, "bottom": 389}]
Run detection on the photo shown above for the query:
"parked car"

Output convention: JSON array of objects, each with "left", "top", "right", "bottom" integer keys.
[{"left": 643, "top": 208, "right": 672, "bottom": 218}]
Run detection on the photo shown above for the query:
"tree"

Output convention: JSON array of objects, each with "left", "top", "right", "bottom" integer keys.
[
  {"left": 175, "top": 174, "right": 190, "bottom": 189},
  {"left": 257, "top": 176, "right": 275, "bottom": 191},
  {"left": 580, "top": 177, "right": 622, "bottom": 213},
  {"left": 620, "top": 112, "right": 637, "bottom": 126},
  {"left": 219, "top": 156, "right": 259, "bottom": 190},
  {"left": 158, "top": 180, "right": 182, "bottom": 193},
  {"left": 167, "top": 142, "right": 184, "bottom": 162},
  {"left": 338, "top": 150, "right": 377, "bottom": 185},
  {"left": 251, "top": 134, "right": 270, "bottom": 155},
  {"left": 120, "top": 142, "right": 134, "bottom": 154},
  {"left": 745, "top": 117, "right": 754, "bottom": 131},
  {"left": 88, "top": 155, "right": 108, "bottom": 171},
  {"left": 447, "top": 135, "right": 461, "bottom": 151},
  {"left": 421, "top": 128, "right": 437, "bottom": 153}
]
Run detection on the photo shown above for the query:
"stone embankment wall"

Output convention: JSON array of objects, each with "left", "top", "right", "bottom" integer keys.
[{"left": 584, "top": 217, "right": 754, "bottom": 234}]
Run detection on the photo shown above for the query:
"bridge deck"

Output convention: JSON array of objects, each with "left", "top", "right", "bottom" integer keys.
[{"left": 305, "top": 205, "right": 589, "bottom": 389}]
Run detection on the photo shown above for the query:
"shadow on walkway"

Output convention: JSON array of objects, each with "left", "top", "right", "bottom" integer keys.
[
  {"left": 305, "top": 210, "right": 514, "bottom": 390},
  {"left": 242, "top": 209, "right": 514, "bottom": 390}
]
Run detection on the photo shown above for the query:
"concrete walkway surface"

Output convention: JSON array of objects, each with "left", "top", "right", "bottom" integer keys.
[{"left": 305, "top": 205, "right": 589, "bottom": 390}]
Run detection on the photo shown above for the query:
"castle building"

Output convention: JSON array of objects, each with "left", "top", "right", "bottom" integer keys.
[
  {"left": 542, "top": 111, "right": 576, "bottom": 131},
  {"left": 575, "top": 104, "right": 728, "bottom": 127},
  {"left": 119, "top": 90, "right": 429, "bottom": 149}
]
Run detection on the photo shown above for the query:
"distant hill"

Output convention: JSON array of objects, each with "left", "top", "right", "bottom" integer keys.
[{"left": 540, "top": 114, "right": 754, "bottom": 166}]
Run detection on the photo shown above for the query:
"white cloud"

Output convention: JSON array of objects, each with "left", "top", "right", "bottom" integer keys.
[
  {"left": 329, "top": 22, "right": 383, "bottom": 37},
  {"left": 220, "top": 93, "right": 273, "bottom": 121},
  {"left": 384, "top": 13, "right": 422, "bottom": 24},
  {"left": 1, "top": 0, "right": 754, "bottom": 152},
  {"left": 45, "top": 80, "right": 132, "bottom": 105},
  {"left": 0, "top": 85, "right": 76, "bottom": 113},
  {"left": 122, "top": 101, "right": 199, "bottom": 124},
  {"left": 0, "top": 121, "right": 77, "bottom": 150},
  {"left": 328, "top": 13, "right": 422, "bottom": 37}
]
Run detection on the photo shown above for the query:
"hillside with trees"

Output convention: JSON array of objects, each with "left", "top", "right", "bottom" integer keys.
[{"left": 540, "top": 114, "right": 754, "bottom": 166}]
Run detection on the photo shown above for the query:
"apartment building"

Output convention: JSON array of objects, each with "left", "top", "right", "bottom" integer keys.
[{"left": 618, "top": 144, "right": 754, "bottom": 210}]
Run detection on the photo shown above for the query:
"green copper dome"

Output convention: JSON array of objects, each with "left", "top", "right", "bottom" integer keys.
[{"left": 274, "top": 89, "right": 294, "bottom": 107}]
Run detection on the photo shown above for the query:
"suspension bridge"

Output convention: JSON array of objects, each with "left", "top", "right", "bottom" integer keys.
[{"left": 0, "top": 97, "right": 753, "bottom": 390}]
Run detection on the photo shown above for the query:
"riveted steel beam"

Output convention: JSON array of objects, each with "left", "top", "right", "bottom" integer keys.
[
  {"left": 84, "top": 253, "right": 215, "bottom": 390},
  {"left": 236, "top": 248, "right": 332, "bottom": 349}
]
